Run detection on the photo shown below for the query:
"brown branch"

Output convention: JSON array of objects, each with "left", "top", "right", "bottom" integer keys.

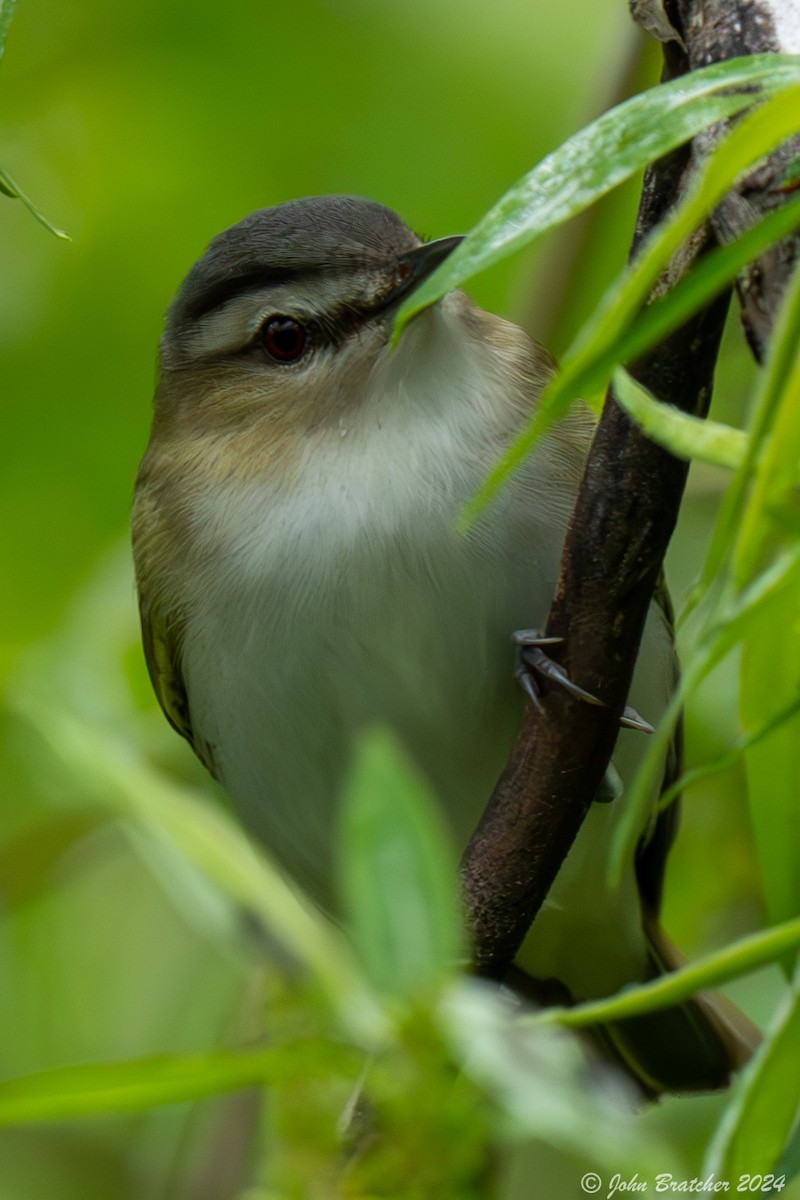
[{"left": 461, "top": 2, "right": 799, "bottom": 975}]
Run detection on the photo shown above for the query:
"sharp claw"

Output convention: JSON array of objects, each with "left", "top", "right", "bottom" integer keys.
[
  {"left": 515, "top": 663, "right": 545, "bottom": 713},
  {"left": 513, "top": 631, "right": 651, "bottom": 735},
  {"left": 522, "top": 646, "right": 605, "bottom": 708},
  {"left": 556, "top": 674, "right": 606, "bottom": 708},
  {"left": 620, "top": 706, "right": 655, "bottom": 734},
  {"left": 513, "top": 629, "right": 565, "bottom": 647}
]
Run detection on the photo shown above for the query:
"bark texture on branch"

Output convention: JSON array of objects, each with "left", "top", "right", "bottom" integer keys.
[
  {"left": 461, "top": 2, "right": 799, "bottom": 975},
  {"left": 673, "top": 0, "right": 800, "bottom": 358}
]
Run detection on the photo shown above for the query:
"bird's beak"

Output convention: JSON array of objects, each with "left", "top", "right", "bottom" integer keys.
[{"left": 370, "top": 234, "right": 464, "bottom": 315}]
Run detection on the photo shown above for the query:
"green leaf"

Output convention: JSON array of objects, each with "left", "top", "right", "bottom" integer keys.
[
  {"left": 0, "top": 168, "right": 70, "bottom": 239},
  {"left": 696, "top": 264, "right": 800, "bottom": 931},
  {"left": 455, "top": 195, "right": 800, "bottom": 534},
  {"left": 610, "top": 545, "right": 800, "bottom": 882},
  {"left": 740, "top": 588, "right": 800, "bottom": 930},
  {"left": 733, "top": 263, "right": 800, "bottom": 587},
  {"left": 394, "top": 54, "right": 800, "bottom": 338},
  {"left": 527, "top": 914, "right": 800, "bottom": 1029},
  {"left": 461, "top": 78, "right": 800, "bottom": 525},
  {"left": 0, "top": 0, "right": 16, "bottom": 62},
  {"left": 600, "top": 264, "right": 798, "bottom": 884},
  {"left": 691, "top": 254, "right": 800, "bottom": 611},
  {"left": 776, "top": 1117, "right": 800, "bottom": 1184},
  {"left": 0, "top": 0, "right": 69, "bottom": 240},
  {"left": 0, "top": 1043, "right": 356, "bottom": 1126},
  {"left": 705, "top": 968, "right": 800, "bottom": 1180},
  {"left": 338, "top": 727, "right": 463, "bottom": 1000},
  {"left": 657, "top": 691, "right": 800, "bottom": 811},
  {"left": 603, "top": 197, "right": 800, "bottom": 410},
  {"left": 612, "top": 367, "right": 748, "bottom": 469}
]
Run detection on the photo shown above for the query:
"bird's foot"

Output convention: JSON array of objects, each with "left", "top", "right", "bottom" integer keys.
[{"left": 512, "top": 629, "right": 654, "bottom": 734}]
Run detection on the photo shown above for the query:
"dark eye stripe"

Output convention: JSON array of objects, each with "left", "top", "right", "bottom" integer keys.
[{"left": 182, "top": 265, "right": 397, "bottom": 335}]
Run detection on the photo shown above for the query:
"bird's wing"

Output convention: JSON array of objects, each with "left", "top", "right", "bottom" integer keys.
[{"left": 138, "top": 595, "right": 215, "bottom": 772}]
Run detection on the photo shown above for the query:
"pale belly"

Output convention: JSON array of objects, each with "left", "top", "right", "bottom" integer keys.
[
  {"left": 180, "top": 498, "right": 675, "bottom": 1001},
  {"left": 183, "top": 521, "right": 547, "bottom": 907}
]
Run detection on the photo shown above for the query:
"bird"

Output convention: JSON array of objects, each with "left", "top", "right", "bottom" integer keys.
[{"left": 133, "top": 194, "right": 755, "bottom": 1092}]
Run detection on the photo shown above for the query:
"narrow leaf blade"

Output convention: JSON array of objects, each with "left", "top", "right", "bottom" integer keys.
[
  {"left": 0, "top": 1044, "right": 354, "bottom": 1126},
  {"left": 530, "top": 916, "right": 800, "bottom": 1029},
  {"left": 0, "top": 0, "right": 16, "bottom": 62},
  {"left": 612, "top": 367, "right": 747, "bottom": 469},
  {"left": 395, "top": 55, "right": 800, "bottom": 337},
  {"left": 338, "top": 728, "right": 463, "bottom": 1000},
  {"left": 706, "top": 971, "right": 800, "bottom": 1179},
  {"left": 0, "top": 168, "right": 70, "bottom": 239}
]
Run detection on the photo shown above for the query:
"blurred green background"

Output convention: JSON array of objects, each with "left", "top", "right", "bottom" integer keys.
[{"left": 0, "top": 0, "right": 779, "bottom": 1196}]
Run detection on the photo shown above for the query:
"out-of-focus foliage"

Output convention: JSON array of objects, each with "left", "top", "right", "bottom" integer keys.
[{"left": 2, "top": 0, "right": 799, "bottom": 1195}]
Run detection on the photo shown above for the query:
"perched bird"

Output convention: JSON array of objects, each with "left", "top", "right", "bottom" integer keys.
[{"left": 133, "top": 195, "right": 754, "bottom": 1092}]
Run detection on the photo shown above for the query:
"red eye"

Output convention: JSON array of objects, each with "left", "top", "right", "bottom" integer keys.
[{"left": 260, "top": 316, "right": 307, "bottom": 363}]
